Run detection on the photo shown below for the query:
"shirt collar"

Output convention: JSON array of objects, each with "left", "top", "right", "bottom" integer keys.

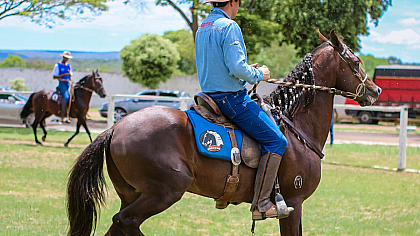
[{"left": 211, "top": 8, "right": 231, "bottom": 19}]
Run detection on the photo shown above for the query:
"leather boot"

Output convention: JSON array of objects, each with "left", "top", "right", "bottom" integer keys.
[
  {"left": 250, "top": 153, "right": 293, "bottom": 220},
  {"left": 61, "top": 102, "right": 68, "bottom": 123}
]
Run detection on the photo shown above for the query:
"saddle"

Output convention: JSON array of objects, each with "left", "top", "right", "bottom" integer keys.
[
  {"left": 192, "top": 92, "right": 261, "bottom": 168},
  {"left": 190, "top": 92, "right": 266, "bottom": 209}
]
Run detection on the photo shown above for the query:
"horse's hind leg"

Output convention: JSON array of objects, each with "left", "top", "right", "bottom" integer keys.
[
  {"left": 109, "top": 159, "right": 192, "bottom": 235},
  {"left": 40, "top": 117, "right": 48, "bottom": 142},
  {"left": 31, "top": 115, "right": 43, "bottom": 145}
]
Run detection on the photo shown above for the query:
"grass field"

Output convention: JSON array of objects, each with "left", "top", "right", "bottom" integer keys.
[{"left": 0, "top": 127, "right": 419, "bottom": 235}]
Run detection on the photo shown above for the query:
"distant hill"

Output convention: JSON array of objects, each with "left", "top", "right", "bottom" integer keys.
[{"left": 0, "top": 50, "right": 120, "bottom": 60}]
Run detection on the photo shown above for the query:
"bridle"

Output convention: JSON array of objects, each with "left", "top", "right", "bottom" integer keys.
[
  {"left": 326, "top": 40, "right": 367, "bottom": 98},
  {"left": 75, "top": 74, "right": 104, "bottom": 93}
]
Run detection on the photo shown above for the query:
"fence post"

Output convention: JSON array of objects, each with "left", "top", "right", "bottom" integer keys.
[
  {"left": 398, "top": 105, "right": 408, "bottom": 171},
  {"left": 107, "top": 96, "right": 115, "bottom": 129}
]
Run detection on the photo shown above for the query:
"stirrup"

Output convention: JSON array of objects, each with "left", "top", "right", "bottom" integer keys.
[{"left": 275, "top": 193, "right": 294, "bottom": 219}]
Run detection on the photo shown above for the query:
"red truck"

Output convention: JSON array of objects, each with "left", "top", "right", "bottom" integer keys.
[{"left": 345, "top": 65, "right": 420, "bottom": 124}]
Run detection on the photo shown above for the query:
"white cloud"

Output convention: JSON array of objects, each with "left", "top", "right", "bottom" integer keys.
[
  {"left": 370, "top": 29, "right": 420, "bottom": 45},
  {"left": 398, "top": 18, "right": 420, "bottom": 26}
]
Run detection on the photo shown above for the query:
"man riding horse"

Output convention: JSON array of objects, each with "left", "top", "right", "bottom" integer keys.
[
  {"left": 195, "top": 0, "right": 294, "bottom": 220},
  {"left": 52, "top": 51, "right": 74, "bottom": 124}
]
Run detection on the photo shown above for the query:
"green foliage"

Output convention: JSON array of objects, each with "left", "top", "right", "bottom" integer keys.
[
  {"left": 25, "top": 58, "right": 55, "bottom": 70},
  {"left": 0, "top": 0, "right": 108, "bottom": 28},
  {"left": 270, "top": 0, "right": 392, "bottom": 56},
  {"left": 69, "top": 59, "right": 122, "bottom": 73},
  {"left": 0, "top": 54, "right": 25, "bottom": 68},
  {"left": 9, "top": 78, "right": 29, "bottom": 91},
  {"left": 163, "top": 30, "right": 196, "bottom": 75},
  {"left": 120, "top": 34, "right": 180, "bottom": 88},
  {"left": 254, "top": 36, "right": 301, "bottom": 78}
]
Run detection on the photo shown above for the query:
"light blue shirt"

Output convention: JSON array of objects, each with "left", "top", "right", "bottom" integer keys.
[{"left": 195, "top": 8, "right": 264, "bottom": 93}]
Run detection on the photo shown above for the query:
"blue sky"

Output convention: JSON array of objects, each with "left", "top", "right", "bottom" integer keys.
[{"left": 0, "top": 0, "right": 419, "bottom": 63}]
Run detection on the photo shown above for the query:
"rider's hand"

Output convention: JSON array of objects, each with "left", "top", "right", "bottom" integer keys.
[
  {"left": 250, "top": 63, "right": 258, "bottom": 68},
  {"left": 259, "top": 65, "right": 270, "bottom": 81}
]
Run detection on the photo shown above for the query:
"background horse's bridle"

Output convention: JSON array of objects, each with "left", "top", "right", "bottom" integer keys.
[{"left": 75, "top": 74, "right": 103, "bottom": 93}]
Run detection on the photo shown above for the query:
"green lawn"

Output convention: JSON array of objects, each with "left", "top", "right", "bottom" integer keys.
[{"left": 0, "top": 127, "right": 419, "bottom": 235}]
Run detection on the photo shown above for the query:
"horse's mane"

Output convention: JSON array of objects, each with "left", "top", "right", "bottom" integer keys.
[{"left": 263, "top": 53, "right": 315, "bottom": 121}]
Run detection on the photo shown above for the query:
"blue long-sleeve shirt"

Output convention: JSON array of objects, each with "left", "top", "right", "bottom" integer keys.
[{"left": 195, "top": 8, "right": 264, "bottom": 93}]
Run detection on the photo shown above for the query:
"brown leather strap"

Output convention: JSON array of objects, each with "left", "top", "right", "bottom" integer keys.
[
  {"left": 216, "top": 128, "right": 241, "bottom": 203},
  {"left": 280, "top": 114, "right": 324, "bottom": 159}
]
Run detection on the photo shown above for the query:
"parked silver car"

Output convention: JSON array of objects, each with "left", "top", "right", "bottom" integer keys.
[
  {"left": 99, "top": 89, "right": 194, "bottom": 122},
  {"left": 0, "top": 87, "right": 34, "bottom": 127}
]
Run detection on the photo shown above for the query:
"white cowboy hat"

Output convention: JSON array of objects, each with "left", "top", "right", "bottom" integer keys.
[{"left": 60, "top": 51, "right": 73, "bottom": 59}]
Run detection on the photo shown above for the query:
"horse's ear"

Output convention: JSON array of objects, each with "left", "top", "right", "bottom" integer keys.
[
  {"left": 318, "top": 29, "right": 328, "bottom": 43},
  {"left": 329, "top": 29, "right": 344, "bottom": 51}
]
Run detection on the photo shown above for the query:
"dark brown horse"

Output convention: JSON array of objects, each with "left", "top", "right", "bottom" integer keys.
[
  {"left": 20, "top": 70, "right": 106, "bottom": 146},
  {"left": 67, "top": 30, "right": 381, "bottom": 236}
]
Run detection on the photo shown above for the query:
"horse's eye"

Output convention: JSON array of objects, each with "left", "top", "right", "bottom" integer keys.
[{"left": 355, "top": 61, "right": 360, "bottom": 67}]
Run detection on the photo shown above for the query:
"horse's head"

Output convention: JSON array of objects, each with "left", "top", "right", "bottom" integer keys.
[
  {"left": 88, "top": 69, "right": 107, "bottom": 98},
  {"left": 318, "top": 30, "right": 381, "bottom": 106}
]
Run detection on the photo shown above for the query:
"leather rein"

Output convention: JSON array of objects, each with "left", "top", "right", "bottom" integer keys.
[{"left": 250, "top": 42, "right": 369, "bottom": 159}]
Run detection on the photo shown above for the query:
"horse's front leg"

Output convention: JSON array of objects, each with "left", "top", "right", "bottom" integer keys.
[
  {"left": 80, "top": 117, "right": 92, "bottom": 142},
  {"left": 65, "top": 119, "right": 81, "bottom": 147},
  {"left": 279, "top": 199, "right": 303, "bottom": 236}
]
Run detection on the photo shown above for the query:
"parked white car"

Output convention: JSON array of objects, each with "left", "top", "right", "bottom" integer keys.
[
  {"left": 99, "top": 89, "right": 194, "bottom": 122},
  {"left": 0, "top": 87, "right": 34, "bottom": 127}
]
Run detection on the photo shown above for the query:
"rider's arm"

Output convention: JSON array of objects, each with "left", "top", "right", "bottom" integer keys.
[
  {"left": 52, "top": 63, "right": 61, "bottom": 79},
  {"left": 222, "top": 22, "right": 264, "bottom": 84}
]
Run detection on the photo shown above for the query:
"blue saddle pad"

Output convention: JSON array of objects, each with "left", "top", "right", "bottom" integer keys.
[{"left": 185, "top": 110, "right": 243, "bottom": 162}]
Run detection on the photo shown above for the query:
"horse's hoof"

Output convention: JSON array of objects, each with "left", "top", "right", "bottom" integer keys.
[
  {"left": 42, "top": 136, "right": 46, "bottom": 142},
  {"left": 36, "top": 142, "right": 43, "bottom": 146},
  {"left": 64, "top": 143, "right": 68, "bottom": 147}
]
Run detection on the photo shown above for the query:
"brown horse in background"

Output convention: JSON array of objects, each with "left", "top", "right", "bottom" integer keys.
[
  {"left": 67, "top": 30, "right": 381, "bottom": 235},
  {"left": 20, "top": 70, "right": 106, "bottom": 146}
]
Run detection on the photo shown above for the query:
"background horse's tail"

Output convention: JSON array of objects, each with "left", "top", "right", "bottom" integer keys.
[
  {"left": 67, "top": 129, "right": 114, "bottom": 236},
  {"left": 20, "top": 93, "right": 34, "bottom": 119}
]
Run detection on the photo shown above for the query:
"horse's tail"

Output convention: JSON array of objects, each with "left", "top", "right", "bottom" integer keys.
[
  {"left": 20, "top": 93, "right": 34, "bottom": 119},
  {"left": 67, "top": 129, "right": 114, "bottom": 236}
]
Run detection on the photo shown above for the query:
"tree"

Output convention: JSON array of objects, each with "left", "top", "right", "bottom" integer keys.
[
  {"left": 163, "top": 29, "right": 196, "bottom": 75},
  {"left": 120, "top": 34, "right": 180, "bottom": 89},
  {"left": 273, "top": 0, "right": 392, "bottom": 56},
  {"left": 9, "top": 78, "right": 29, "bottom": 91},
  {"left": 130, "top": 0, "right": 390, "bottom": 60},
  {"left": 0, "top": 54, "right": 25, "bottom": 68},
  {"left": 0, "top": 0, "right": 108, "bottom": 28},
  {"left": 254, "top": 38, "right": 300, "bottom": 78}
]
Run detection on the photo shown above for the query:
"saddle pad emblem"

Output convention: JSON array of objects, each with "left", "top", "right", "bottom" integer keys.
[
  {"left": 200, "top": 130, "right": 223, "bottom": 152},
  {"left": 52, "top": 93, "right": 59, "bottom": 101}
]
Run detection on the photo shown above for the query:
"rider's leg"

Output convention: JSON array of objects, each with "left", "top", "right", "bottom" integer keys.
[
  {"left": 209, "top": 90, "right": 292, "bottom": 220},
  {"left": 58, "top": 81, "right": 70, "bottom": 123}
]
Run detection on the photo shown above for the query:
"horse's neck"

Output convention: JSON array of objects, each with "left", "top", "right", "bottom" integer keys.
[
  {"left": 292, "top": 52, "right": 337, "bottom": 150},
  {"left": 293, "top": 91, "right": 334, "bottom": 149}
]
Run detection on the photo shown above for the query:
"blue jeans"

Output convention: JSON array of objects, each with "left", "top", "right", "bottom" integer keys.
[
  {"left": 58, "top": 80, "right": 70, "bottom": 102},
  {"left": 208, "top": 90, "right": 287, "bottom": 156}
]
